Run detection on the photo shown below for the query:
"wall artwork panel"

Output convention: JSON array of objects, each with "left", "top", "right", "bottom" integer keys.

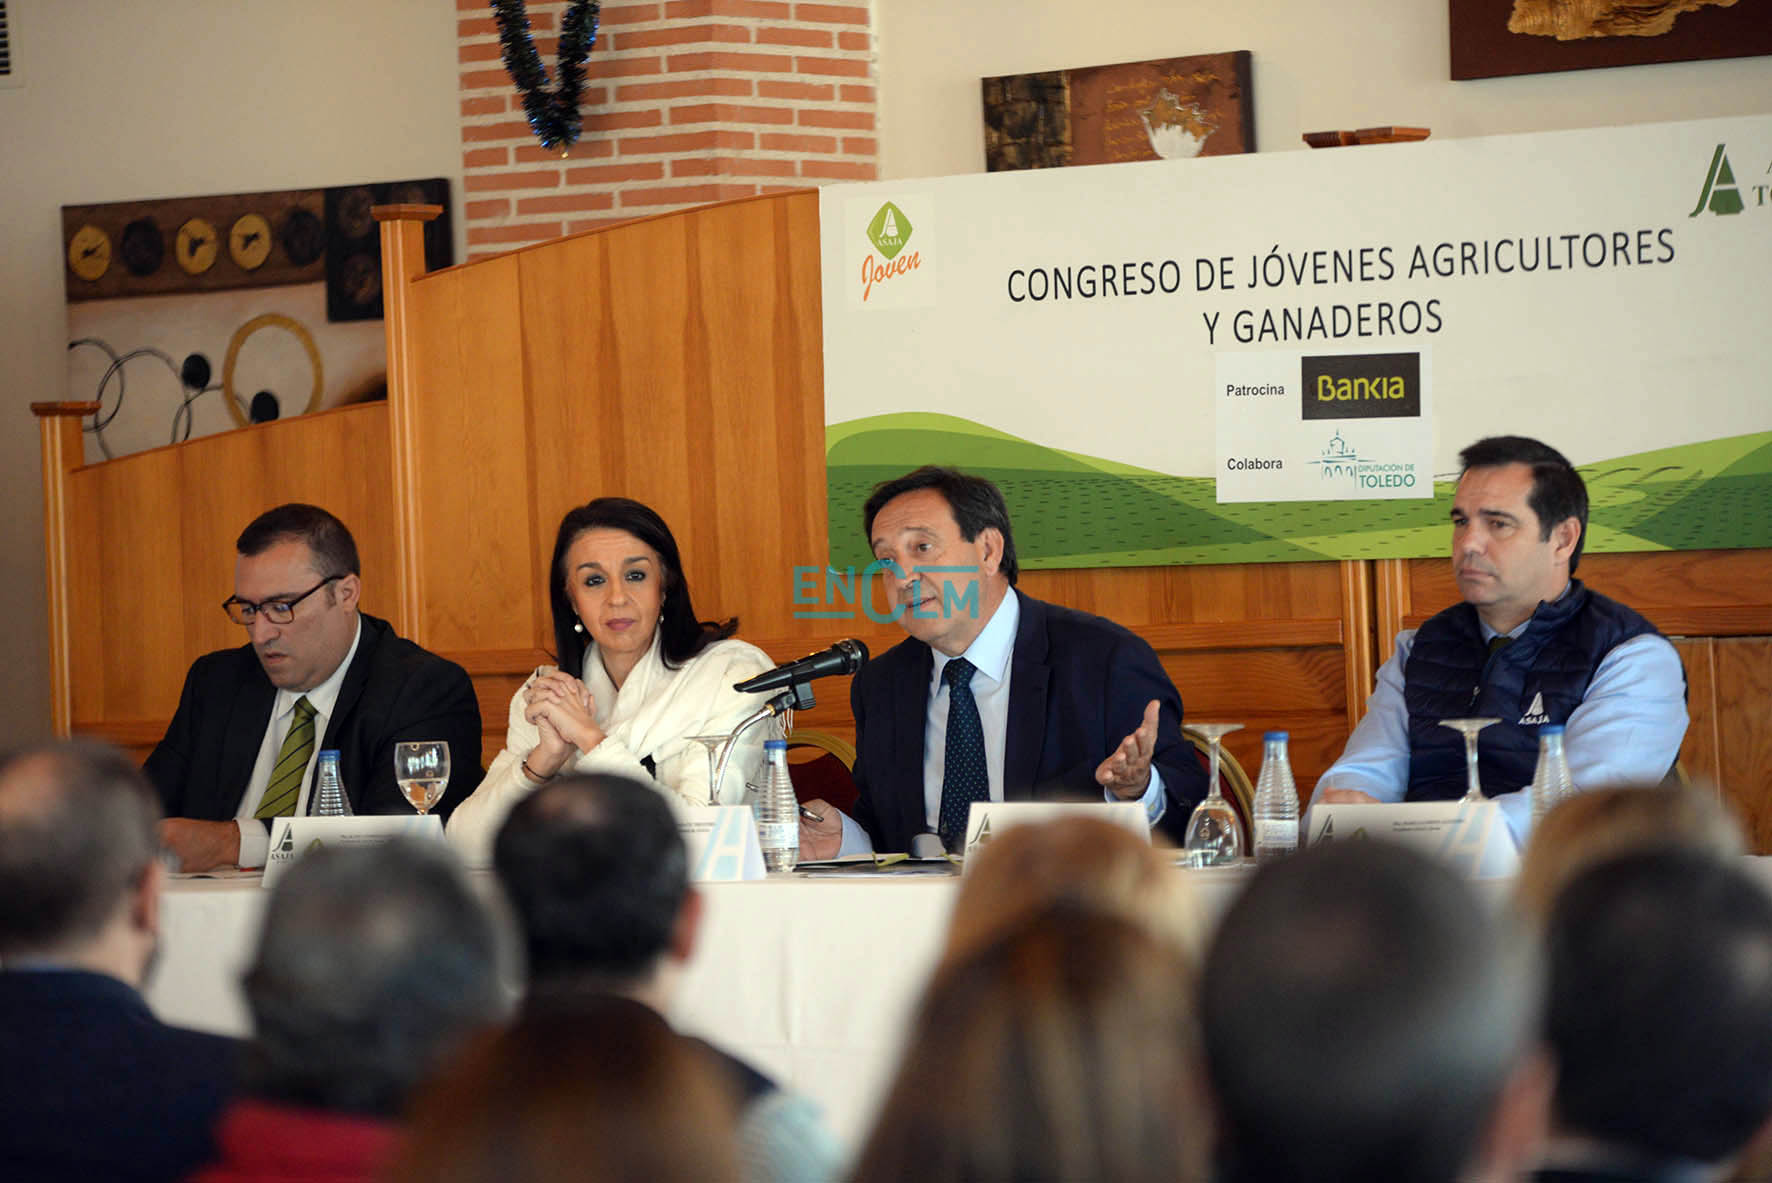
[
  {"left": 982, "top": 51, "right": 1253, "bottom": 172},
  {"left": 1450, "top": 0, "right": 1772, "bottom": 79}
]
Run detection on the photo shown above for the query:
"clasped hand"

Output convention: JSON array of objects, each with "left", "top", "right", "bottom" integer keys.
[{"left": 522, "top": 669, "right": 605, "bottom": 778}]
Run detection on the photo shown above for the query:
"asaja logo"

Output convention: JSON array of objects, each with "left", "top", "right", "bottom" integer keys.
[
  {"left": 859, "top": 199, "right": 924, "bottom": 303},
  {"left": 867, "top": 201, "right": 913, "bottom": 259},
  {"left": 1690, "top": 144, "right": 1745, "bottom": 217}
]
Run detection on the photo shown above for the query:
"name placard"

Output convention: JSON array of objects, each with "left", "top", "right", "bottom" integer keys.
[
  {"left": 963, "top": 801, "right": 1150, "bottom": 864},
  {"left": 261, "top": 815, "right": 445, "bottom": 888},
  {"left": 676, "top": 805, "right": 766, "bottom": 882},
  {"left": 1303, "top": 800, "right": 1520, "bottom": 879}
]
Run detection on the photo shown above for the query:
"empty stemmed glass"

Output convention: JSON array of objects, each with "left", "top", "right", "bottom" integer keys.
[
  {"left": 1438, "top": 717, "right": 1500, "bottom": 804},
  {"left": 684, "top": 734, "right": 732, "bottom": 806},
  {"left": 394, "top": 741, "right": 450, "bottom": 816},
  {"left": 1183, "top": 723, "right": 1244, "bottom": 867}
]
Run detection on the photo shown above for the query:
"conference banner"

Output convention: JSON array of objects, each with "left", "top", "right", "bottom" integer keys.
[{"left": 818, "top": 114, "right": 1772, "bottom": 570}]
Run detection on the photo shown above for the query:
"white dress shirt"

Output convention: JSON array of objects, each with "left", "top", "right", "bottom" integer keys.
[{"left": 233, "top": 618, "right": 362, "bottom": 868}]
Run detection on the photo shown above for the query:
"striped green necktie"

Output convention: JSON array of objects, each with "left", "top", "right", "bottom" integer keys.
[{"left": 254, "top": 696, "right": 316, "bottom": 819}]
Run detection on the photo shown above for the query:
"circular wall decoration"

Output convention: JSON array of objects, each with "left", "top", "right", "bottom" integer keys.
[
  {"left": 339, "top": 253, "right": 381, "bottom": 308},
  {"left": 120, "top": 217, "right": 166, "bottom": 277},
  {"left": 228, "top": 213, "right": 273, "bottom": 271},
  {"left": 175, "top": 217, "right": 219, "bottom": 275},
  {"left": 336, "top": 188, "right": 375, "bottom": 239},
  {"left": 221, "top": 313, "right": 324, "bottom": 429},
  {"left": 67, "top": 224, "right": 113, "bottom": 282},
  {"left": 280, "top": 208, "right": 326, "bottom": 267}
]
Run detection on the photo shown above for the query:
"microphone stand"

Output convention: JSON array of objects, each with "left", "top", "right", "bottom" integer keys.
[{"left": 708, "top": 681, "right": 817, "bottom": 806}]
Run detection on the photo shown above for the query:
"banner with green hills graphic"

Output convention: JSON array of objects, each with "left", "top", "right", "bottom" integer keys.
[{"left": 826, "top": 413, "right": 1772, "bottom": 570}]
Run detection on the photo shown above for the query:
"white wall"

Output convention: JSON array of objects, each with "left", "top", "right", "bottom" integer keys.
[
  {"left": 0, "top": 0, "right": 462, "bottom": 747},
  {"left": 874, "top": 0, "right": 1772, "bottom": 179}
]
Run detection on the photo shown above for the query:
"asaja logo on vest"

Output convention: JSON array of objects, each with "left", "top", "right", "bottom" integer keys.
[{"left": 1519, "top": 691, "right": 1549, "bottom": 726}]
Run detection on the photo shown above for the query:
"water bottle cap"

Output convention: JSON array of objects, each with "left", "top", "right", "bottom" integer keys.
[
  {"left": 318, "top": 749, "right": 340, "bottom": 760},
  {"left": 1263, "top": 731, "right": 1289, "bottom": 742},
  {"left": 764, "top": 739, "right": 787, "bottom": 750},
  {"left": 1538, "top": 724, "right": 1565, "bottom": 736}
]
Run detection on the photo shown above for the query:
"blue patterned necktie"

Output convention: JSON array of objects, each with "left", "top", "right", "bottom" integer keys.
[{"left": 938, "top": 657, "right": 989, "bottom": 852}]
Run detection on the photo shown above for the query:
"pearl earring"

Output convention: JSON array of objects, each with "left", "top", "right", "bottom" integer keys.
[{"left": 573, "top": 621, "right": 585, "bottom": 634}]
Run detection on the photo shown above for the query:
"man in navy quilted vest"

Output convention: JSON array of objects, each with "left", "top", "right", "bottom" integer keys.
[{"left": 1314, "top": 436, "right": 1687, "bottom": 844}]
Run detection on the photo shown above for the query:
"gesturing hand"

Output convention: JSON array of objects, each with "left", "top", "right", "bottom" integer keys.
[{"left": 1096, "top": 699, "right": 1161, "bottom": 800}]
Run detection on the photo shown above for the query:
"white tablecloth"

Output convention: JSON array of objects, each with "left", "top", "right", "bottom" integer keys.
[{"left": 147, "top": 865, "right": 1256, "bottom": 1149}]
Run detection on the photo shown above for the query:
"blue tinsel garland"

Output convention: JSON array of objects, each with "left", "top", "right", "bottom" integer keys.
[{"left": 491, "top": 0, "right": 603, "bottom": 151}]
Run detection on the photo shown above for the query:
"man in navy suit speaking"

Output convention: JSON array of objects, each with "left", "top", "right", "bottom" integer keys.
[{"left": 799, "top": 467, "right": 1207, "bottom": 856}]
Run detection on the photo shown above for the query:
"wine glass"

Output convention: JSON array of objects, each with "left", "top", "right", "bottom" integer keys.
[
  {"left": 394, "top": 741, "right": 450, "bottom": 816},
  {"left": 1437, "top": 717, "right": 1500, "bottom": 804},
  {"left": 684, "top": 734, "right": 733, "bottom": 806},
  {"left": 1183, "top": 723, "right": 1244, "bottom": 867}
]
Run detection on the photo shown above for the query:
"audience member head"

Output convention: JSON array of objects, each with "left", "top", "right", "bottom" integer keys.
[
  {"left": 854, "top": 902, "right": 1206, "bottom": 1183},
  {"left": 387, "top": 995, "right": 741, "bottom": 1183},
  {"left": 1544, "top": 849, "right": 1772, "bottom": 1169},
  {"left": 546, "top": 496, "right": 735, "bottom": 680},
  {"left": 1202, "top": 841, "right": 1545, "bottom": 1183},
  {"left": 241, "top": 840, "right": 512, "bottom": 1118},
  {"left": 0, "top": 742, "right": 162, "bottom": 982},
  {"left": 227, "top": 503, "right": 363, "bottom": 692},
  {"left": 1514, "top": 783, "right": 1743, "bottom": 924},
  {"left": 493, "top": 773, "right": 693, "bottom": 1001},
  {"left": 941, "top": 816, "right": 1202, "bottom": 967}
]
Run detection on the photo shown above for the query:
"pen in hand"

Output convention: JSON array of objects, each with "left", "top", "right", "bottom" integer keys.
[{"left": 798, "top": 803, "right": 826, "bottom": 823}]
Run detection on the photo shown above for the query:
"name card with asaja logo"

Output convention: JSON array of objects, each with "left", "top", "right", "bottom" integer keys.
[
  {"left": 962, "top": 801, "right": 1150, "bottom": 865},
  {"left": 676, "top": 805, "right": 766, "bottom": 882},
  {"left": 1300, "top": 352, "right": 1422, "bottom": 420},
  {"left": 261, "top": 815, "right": 445, "bottom": 888}
]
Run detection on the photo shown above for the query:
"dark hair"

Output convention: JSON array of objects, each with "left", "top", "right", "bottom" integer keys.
[
  {"left": 242, "top": 840, "right": 511, "bottom": 1117},
  {"left": 1458, "top": 436, "right": 1589, "bottom": 574},
  {"left": 854, "top": 902, "right": 1204, "bottom": 1183},
  {"left": 1546, "top": 849, "right": 1772, "bottom": 1163},
  {"left": 1202, "top": 842, "right": 1538, "bottom": 1183},
  {"left": 861, "top": 466, "right": 1019, "bottom": 585},
  {"left": 235, "top": 503, "right": 361, "bottom": 577},
  {"left": 387, "top": 996, "right": 741, "bottom": 1183},
  {"left": 493, "top": 773, "right": 688, "bottom": 987},
  {"left": 0, "top": 742, "right": 161, "bottom": 957},
  {"left": 548, "top": 497, "right": 735, "bottom": 674}
]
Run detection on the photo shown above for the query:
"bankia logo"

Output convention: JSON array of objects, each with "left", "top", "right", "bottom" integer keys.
[{"left": 1300, "top": 353, "right": 1421, "bottom": 421}]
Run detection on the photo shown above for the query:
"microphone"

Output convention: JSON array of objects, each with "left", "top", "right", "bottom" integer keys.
[{"left": 736, "top": 639, "right": 869, "bottom": 693}]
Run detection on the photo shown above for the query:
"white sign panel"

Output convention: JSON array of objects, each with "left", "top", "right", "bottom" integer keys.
[{"left": 1215, "top": 347, "right": 1434, "bottom": 502}]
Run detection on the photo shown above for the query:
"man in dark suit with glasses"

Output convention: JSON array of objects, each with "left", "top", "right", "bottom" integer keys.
[{"left": 145, "top": 503, "right": 481, "bottom": 872}]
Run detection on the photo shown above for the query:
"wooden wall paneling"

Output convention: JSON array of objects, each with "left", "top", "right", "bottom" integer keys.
[
  {"left": 376, "top": 204, "right": 446, "bottom": 639},
  {"left": 1714, "top": 639, "right": 1772, "bottom": 853},
  {"left": 31, "top": 403, "right": 98, "bottom": 736},
  {"left": 1672, "top": 637, "right": 1721, "bottom": 787},
  {"left": 1339, "top": 559, "right": 1375, "bottom": 725},
  {"left": 406, "top": 256, "right": 533, "bottom": 654},
  {"left": 58, "top": 404, "right": 391, "bottom": 741}
]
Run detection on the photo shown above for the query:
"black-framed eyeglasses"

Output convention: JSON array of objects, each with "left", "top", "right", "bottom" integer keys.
[{"left": 222, "top": 575, "right": 343, "bottom": 626}]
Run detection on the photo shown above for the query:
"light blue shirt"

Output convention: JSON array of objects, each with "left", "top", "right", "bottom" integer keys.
[
  {"left": 837, "top": 589, "right": 1166, "bottom": 854},
  {"left": 1314, "top": 597, "right": 1688, "bottom": 844}
]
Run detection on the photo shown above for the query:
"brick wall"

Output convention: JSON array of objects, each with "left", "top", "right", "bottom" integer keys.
[{"left": 457, "top": 0, "right": 878, "bottom": 259}]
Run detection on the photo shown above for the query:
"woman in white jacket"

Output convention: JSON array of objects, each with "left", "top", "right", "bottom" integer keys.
[{"left": 447, "top": 497, "right": 774, "bottom": 860}]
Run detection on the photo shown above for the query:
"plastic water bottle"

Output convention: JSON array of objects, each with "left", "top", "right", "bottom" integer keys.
[
  {"left": 1528, "top": 724, "right": 1574, "bottom": 839},
  {"left": 1252, "top": 731, "right": 1299, "bottom": 862},
  {"left": 312, "top": 750, "right": 353, "bottom": 817},
  {"left": 757, "top": 739, "right": 798, "bottom": 873}
]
